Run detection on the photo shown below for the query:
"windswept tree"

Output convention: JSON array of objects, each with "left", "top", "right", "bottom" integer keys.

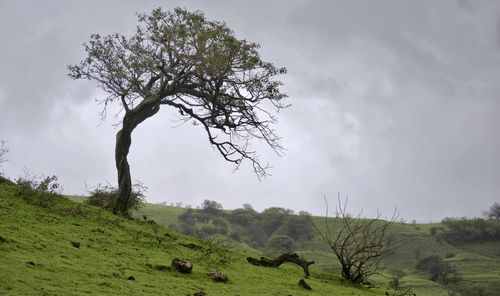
[{"left": 69, "top": 8, "right": 287, "bottom": 214}]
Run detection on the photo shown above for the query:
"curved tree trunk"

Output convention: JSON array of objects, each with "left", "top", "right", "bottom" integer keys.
[
  {"left": 113, "top": 120, "right": 134, "bottom": 215},
  {"left": 113, "top": 100, "right": 160, "bottom": 215}
]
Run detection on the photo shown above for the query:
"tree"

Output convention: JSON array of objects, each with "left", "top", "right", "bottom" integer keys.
[
  {"left": 260, "top": 207, "right": 293, "bottom": 236},
  {"left": 280, "top": 214, "right": 314, "bottom": 241},
  {"left": 313, "top": 196, "right": 398, "bottom": 285},
  {"left": 486, "top": 202, "right": 500, "bottom": 220},
  {"left": 228, "top": 204, "right": 259, "bottom": 226},
  {"left": 200, "top": 199, "right": 224, "bottom": 216},
  {"left": 416, "top": 255, "right": 458, "bottom": 284},
  {"left": 68, "top": 8, "right": 287, "bottom": 214}
]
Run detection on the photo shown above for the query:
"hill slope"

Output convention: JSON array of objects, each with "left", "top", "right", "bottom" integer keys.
[
  {"left": 136, "top": 202, "right": 500, "bottom": 295},
  {"left": 0, "top": 183, "right": 386, "bottom": 296}
]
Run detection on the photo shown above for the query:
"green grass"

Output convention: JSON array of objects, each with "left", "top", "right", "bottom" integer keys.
[
  {"left": 0, "top": 183, "right": 388, "bottom": 295},
  {"left": 136, "top": 202, "right": 500, "bottom": 295}
]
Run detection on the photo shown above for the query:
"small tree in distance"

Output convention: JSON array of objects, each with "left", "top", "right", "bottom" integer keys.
[
  {"left": 69, "top": 7, "right": 287, "bottom": 215},
  {"left": 485, "top": 202, "right": 500, "bottom": 220},
  {"left": 313, "top": 195, "right": 398, "bottom": 285}
]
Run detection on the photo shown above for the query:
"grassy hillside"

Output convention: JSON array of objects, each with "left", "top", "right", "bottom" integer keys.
[
  {"left": 136, "top": 202, "right": 500, "bottom": 295},
  {"left": 0, "top": 182, "right": 388, "bottom": 296}
]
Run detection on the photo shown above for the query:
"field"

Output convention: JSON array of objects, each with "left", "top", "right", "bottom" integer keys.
[
  {"left": 1, "top": 179, "right": 499, "bottom": 295},
  {"left": 0, "top": 182, "right": 387, "bottom": 296},
  {"left": 137, "top": 202, "right": 500, "bottom": 295}
]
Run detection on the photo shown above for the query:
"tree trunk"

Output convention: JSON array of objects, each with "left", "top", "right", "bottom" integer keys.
[
  {"left": 247, "top": 253, "right": 314, "bottom": 277},
  {"left": 113, "top": 120, "right": 133, "bottom": 215},
  {"left": 113, "top": 100, "right": 160, "bottom": 215}
]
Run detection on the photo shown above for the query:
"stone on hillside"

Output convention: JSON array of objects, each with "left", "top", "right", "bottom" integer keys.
[
  {"left": 209, "top": 270, "right": 228, "bottom": 282},
  {"left": 171, "top": 258, "right": 193, "bottom": 274}
]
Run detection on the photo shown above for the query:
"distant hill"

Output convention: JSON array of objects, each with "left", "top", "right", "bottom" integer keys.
[{"left": 136, "top": 201, "right": 500, "bottom": 295}]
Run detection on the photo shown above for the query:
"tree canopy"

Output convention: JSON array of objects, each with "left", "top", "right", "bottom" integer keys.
[{"left": 69, "top": 7, "right": 287, "bottom": 214}]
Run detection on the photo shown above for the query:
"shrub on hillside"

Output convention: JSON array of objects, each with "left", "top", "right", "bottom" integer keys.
[
  {"left": 15, "top": 174, "right": 62, "bottom": 208},
  {"left": 0, "top": 175, "right": 14, "bottom": 186},
  {"left": 260, "top": 207, "right": 293, "bottom": 236},
  {"left": 278, "top": 214, "right": 314, "bottom": 241},
  {"left": 195, "top": 237, "right": 236, "bottom": 266},
  {"left": 228, "top": 206, "right": 259, "bottom": 226},
  {"left": 212, "top": 217, "right": 228, "bottom": 235},
  {"left": 416, "top": 255, "right": 459, "bottom": 284},
  {"left": 441, "top": 217, "right": 500, "bottom": 243},
  {"left": 85, "top": 182, "right": 145, "bottom": 215}
]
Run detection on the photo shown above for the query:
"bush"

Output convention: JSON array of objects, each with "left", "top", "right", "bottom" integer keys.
[
  {"left": 228, "top": 207, "right": 259, "bottom": 226},
  {"left": 195, "top": 237, "right": 236, "bottom": 266},
  {"left": 197, "top": 226, "right": 218, "bottom": 238},
  {"left": 0, "top": 175, "right": 14, "bottom": 186},
  {"left": 416, "top": 255, "right": 458, "bottom": 284},
  {"left": 441, "top": 217, "right": 500, "bottom": 243},
  {"left": 178, "top": 208, "right": 196, "bottom": 225},
  {"left": 279, "top": 214, "right": 313, "bottom": 241},
  {"left": 85, "top": 182, "right": 145, "bottom": 214},
  {"left": 212, "top": 217, "right": 228, "bottom": 235},
  {"left": 15, "top": 174, "right": 62, "bottom": 208},
  {"left": 260, "top": 207, "right": 293, "bottom": 236}
]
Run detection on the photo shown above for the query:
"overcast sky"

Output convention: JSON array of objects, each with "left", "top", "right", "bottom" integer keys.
[{"left": 1, "top": 0, "right": 500, "bottom": 222}]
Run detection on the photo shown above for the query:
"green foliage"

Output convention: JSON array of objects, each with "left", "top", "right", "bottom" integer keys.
[
  {"left": 279, "top": 214, "right": 314, "bottom": 241},
  {"left": 178, "top": 208, "right": 196, "bottom": 225},
  {"left": 85, "top": 182, "right": 145, "bottom": 215},
  {"left": 260, "top": 207, "right": 293, "bottom": 236},
  {"left": 212, "top": 217, "right": 228, "bottom": 235},
  {"left": 416, "top": 255, "right": 458, "bottom": 284},
  {"left": 440, "top": 217, "right": 500, "bottom": 243},
  {"left": 15, "top": 174, "right": 62, "bottom": 208},
  {"left": 266, "top": 234, "right": 294, "bottom": 255},
  {"left": 245, "top": 222, "right": 268, "bottom": 249},
  {"left": 452, "top": 280, "right": 500, "bottom": 296},
  {"left": 200, "top": 200, "right": 223, "bottom": 217},
  {"left": 68, "top": 7, "right": 288, "bottom": 183},
  {"left": 195, "top": 237, "right": 236, "bottom": 266},
  {"left": 228, "top": 206, "right": 258, "bottom": 226}
]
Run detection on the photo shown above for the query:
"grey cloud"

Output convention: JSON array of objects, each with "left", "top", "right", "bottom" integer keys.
[{"left": 1, "top": 0, "right": 499, "bottom": 221}]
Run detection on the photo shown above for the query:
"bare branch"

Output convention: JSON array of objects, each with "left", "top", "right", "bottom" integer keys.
[{"left": 312, "top": 194, "right": 398, "bottom": 285}]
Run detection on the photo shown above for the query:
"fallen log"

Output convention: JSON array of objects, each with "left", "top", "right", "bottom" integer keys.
[{"left": 247, "top": 253, "right": 314, "bottom": 277}]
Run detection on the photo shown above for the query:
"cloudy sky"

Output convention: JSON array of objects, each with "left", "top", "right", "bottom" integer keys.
[{"left": 1, "top": 0, "right": 500, "bottom": 221}]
